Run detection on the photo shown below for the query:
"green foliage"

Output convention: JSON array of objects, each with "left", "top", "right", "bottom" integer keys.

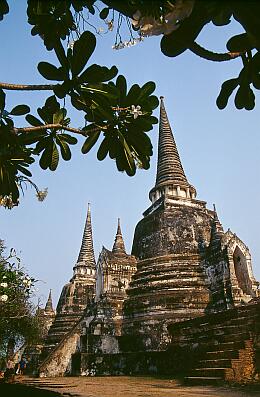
[
  {"left": 0, "top": 0, "right": 8, "bottom": 21},
  {"left": 0, "top": 90, "right": 35, "bottom": 204},
  {"left": 9, "top": 105, "right": 30, "bottom": 116},
  {"left": 38, "top": 62, "right": 67, "bottom": 81},
  {"left": 27, "top": 96, "right": 75, "bottom": 171},
  {"left": 99, "top": 7, "right": 110, "bottom": 20},
  {"left": 103, "top": 1, "right": 260, "bottom": 111},
  {"left": 81, "top": 77, "right": 158, "bottom": 175},
  {"left": 216, "top": 52, "right": 260, "bottom": 110},
  {"left": 161, "top": 2, "right": 211, "bottom": 57},
  {"left": 27, "top": 0, "right": 76, "bottom": 51},
  {"left": 8, "top": 1, "right": 260, "bottom": 205},
  {"left": 0, "top": 5, "right": 160, "bottom": 206},
  {"left": 0, "top": 241, "right": 42, "bottom": 351}
]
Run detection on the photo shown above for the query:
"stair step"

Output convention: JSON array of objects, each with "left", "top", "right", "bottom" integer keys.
[
  {"left": 184, "top": 376, "right": 223, "bottom": 386},
  {"left": 204, "top": 341, "right": 245, "bottom": 352},
  {"left": 190, "top": 367, "right": 228, "bottom": 377},
  {"left": 205, "top": 349, "right": 238, "bottom": 359},
  {"left": 178, "top": 323, "right": 247, "bottom": 335},
  {"left": 198, "top": 359, "right": 231, "bottom": 368},
  {"left": 178, "top": 331, "right": 249, "bottom": 344}
]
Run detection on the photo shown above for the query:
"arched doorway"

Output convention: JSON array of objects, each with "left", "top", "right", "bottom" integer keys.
[{"left": 233, "top": 246, "right": 252, "bottom": 294}]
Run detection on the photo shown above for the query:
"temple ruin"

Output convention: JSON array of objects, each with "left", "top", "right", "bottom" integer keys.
[{"left": 38, "top": 98, "right": 260, "bottom": 384}]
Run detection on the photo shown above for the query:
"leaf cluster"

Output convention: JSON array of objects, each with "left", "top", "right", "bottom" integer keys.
[
  {"left": 0, "top": 89, "right": 34, "bottom": 204},
  {"left": 103, "top": 0, "right": 260, "bottom": 111},
  {"left": 27, "top": 0, "right": 96, "bottom": 50},
  {"left": 28, "top": 28, "right": 158, "bottom": 176},
  {"left": 82, "top": 76, "right": 158, "bottom": 175},
  {"left": 26, "top": 95, "right": 76, "bottom": 171},
  {"left": 0, "top": 244, "right": 41, "bottom": 350},
  {"left": 217, "top": 46, "right": 260, "bottom": 110},
  {"left": 0, "top": 1, "right": 161, "bottom": 206}
]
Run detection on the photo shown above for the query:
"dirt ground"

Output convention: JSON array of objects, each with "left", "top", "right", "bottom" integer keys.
[{"left": 2, "top": 376, "right": 258, "bottom": 397}]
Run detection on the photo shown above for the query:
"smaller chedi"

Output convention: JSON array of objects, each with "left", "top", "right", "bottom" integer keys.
[
  {"left": 41, "top": 205, "right": 96, "bottom": 359},
  {"left": 39, "top": 289, "right": 56, "bottom": 336},
  {"left": 79, "top": 219, "right": 137, "bottom": 355}
]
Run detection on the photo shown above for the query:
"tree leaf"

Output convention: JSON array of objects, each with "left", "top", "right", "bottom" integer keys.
[
  {"left": 38, "top": 62, "right": 66, "bottom": 81},
  {"left": 25, "top": 114, "right": 44, "bottom": 127},
  {"left": 243, "top": 86, "right": 255, "bottom": 110},
  {"left": 116, "top": 75, "right": 127, "bottom": 104},
  {"left": 138, "top": 82, "right": 156, "bottom": 101},
  {"left": 16, "top": 164, "right": 32, "bottom": 177},
  {"left": 0, "top": 89, "right": 5, "bottom": 111},
  {"left": 59, "top": 133, "right": 78, "bottom": 145},
  {"left": 38, "top": 96, "right": 60, "bottom": 123},
  {"left": 18, "top": 131, "right": 45, "bottom": 145},
  {"left": 0, "top": 0, "right": 9, "bottom": 22},
  {"left": 39, "top": 142, "right": 53, "bottom": 169},
  {"left": 71, "top": 31, "right": 96, "bottom": 77},
  {"left": 56, "top": 135, "right": 71, "bottom": 160},
  {"left": 226, "top": 33, "right": 253, "bottom": 52},
  {"left": 45, "top": 96, "right": 60, "bottom": 114},
  {"left": 132, "top": 116, "right": 155, "bottom": 132},
  {"left": 48, "top": 142, "right": 59, "bottom": 171},
  {"left": 81, "top": 130, "right": 101, "bottom": 154},
  {"left": 127, "top": 129, "right": 153, "bottom": 156},
  {"left": 79, "top": 64, "right": 118, "bottom": 83},
  {"left": 53, "top": 83, "right": 68, "bottom": 99},
  {"left": 161, "top": 2, "right": 210, "bottom": 57},
  {"left": 125, "top": 84, "right": 141, "bottom": 105},
  {"left": 99, "top": 7, "right": 109, "bottom": 20},
  {"left": 235, "top": 86, "right": 246, "bottom": 109},
  {"left": 53, "top": 108, "right": 67, "bottom": 124},
  {"left": 144, "top": 95, "right": 159, "bottom": 111},
  {"left": 71, "top": 0, "right": 88, "bottom": 12},
  {"left": 212, "top": 9, "right": 232, "bottom": 26},
  {"left": 252, "top": 73, "right": 260, "bottom": 89},
  {"left": 216, "top": 78, "right": 239, "bottom": 109},
  {"left": 10, "top": 105, "right": 30, "bottom": 116},
  {"left": 97, "top": 137, "right": 109, "bottom": 160},
  {"left": 119, "top": 133, "right": 136, "bottom": 176},
  {"left": 35, "top": 136, "right": 51, "bottom": 155}
]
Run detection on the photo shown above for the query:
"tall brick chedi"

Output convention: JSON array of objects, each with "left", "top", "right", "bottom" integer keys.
[
  {"left": 123, "top": 97, "right": 259, "bottom": 350},
  {"left": 42, "top": 204, "right": 96, "bottom": 356}
]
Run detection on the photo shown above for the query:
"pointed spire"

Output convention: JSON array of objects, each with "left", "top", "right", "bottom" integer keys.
[
  {"left": 77, "top": 203, "right": 96, "bottom": 267},
  {"left": 45, "top": 289, "right": 54, "bottom": 312},
  {"left": 209, "top": 204, "right": 224, "bottom": 250},
  {"left": 155, "top": 97, "right": 189, "bottom": 187},
  {"left": 149, "top": 97, "right": 196, "bottom": 203},
  {"left": 112, "top": 218, "right": 126, "bottom": 256}
]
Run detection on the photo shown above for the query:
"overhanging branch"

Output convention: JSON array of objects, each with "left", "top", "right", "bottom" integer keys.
[
  {"left": 14, "top": 124, "right": 88, "bottom": 136},
  {"left": 0, "top": 82, "right": 56, "bottom": 91},
  {"left": 189, "top": 42, "right": 242, "bottom": 62}
]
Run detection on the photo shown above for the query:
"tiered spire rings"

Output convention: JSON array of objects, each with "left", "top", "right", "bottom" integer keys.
[{"left": 149, "top": 97, "right": 196, "bottom": 203}]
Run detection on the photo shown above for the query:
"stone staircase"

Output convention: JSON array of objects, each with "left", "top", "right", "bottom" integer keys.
[{"left": 168, "top": 302, "right": 260, "bottom": 385}]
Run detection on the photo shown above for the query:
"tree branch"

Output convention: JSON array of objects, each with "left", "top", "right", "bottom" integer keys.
[
  {"left": 14, "top": 124, "right": 99, "bottom": 137},
  {"left": 0, "top": 82, "right": 56, "bottom": 91},
  {"left": 189, "top": 42, "right": 243, "bottom": 62}
]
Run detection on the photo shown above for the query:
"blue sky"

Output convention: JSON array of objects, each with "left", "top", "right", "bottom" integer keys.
[{"left": 1, "top": 2, "right": 260, "bottom": 306}]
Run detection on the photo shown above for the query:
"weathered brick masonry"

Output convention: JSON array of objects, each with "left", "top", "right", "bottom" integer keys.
[{"left": 39, "top": 98, "right": 259, "bottom": 384}]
